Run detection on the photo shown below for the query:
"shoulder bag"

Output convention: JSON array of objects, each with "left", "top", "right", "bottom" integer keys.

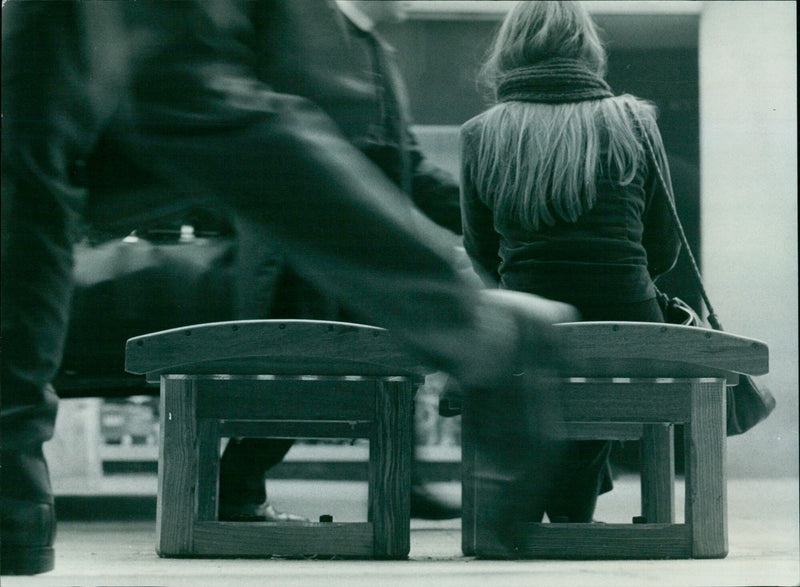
[{"left": 641, "top": 126, "right": 776, "bottom": 436}]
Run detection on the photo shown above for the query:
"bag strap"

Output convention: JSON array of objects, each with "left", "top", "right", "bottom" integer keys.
[{"left": 636, "top": 114, "right": 723, "bottom": 331}]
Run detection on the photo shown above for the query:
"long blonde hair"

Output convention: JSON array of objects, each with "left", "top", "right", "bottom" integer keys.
[{"left": 473, "top": 1, "right": 658, "bottom": 231}]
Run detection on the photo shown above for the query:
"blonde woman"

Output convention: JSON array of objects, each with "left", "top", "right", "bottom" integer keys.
[{"left": 460, "top": 0, "right": 681, "bottom": 523}]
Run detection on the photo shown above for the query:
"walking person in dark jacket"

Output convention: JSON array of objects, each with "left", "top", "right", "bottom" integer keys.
[
  {"left": 1, "top": 0, "right": 576, "bottom": 574},
  {"left": 220, "top": 0, "right": 465, "bottom": 522}
]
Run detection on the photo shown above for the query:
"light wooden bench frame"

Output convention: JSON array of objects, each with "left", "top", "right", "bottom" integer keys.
[
  {"left": 126, "top": 320, "right": 428, "bottom": 559},
  {"left": 462, "top": 321, "right": 769, "bottom": 559},
  {"left": 127, "top": 319, "right": 768, "bottom": 560}
]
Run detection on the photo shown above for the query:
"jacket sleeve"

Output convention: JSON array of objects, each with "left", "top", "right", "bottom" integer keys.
[
  {"left": 345, "top": 30, "right": 464, "bottom": 236},
  {"left": 459, "top": 125, "right": 501, "bottom": 285},
  {"left": 406, "top": 134, "right": 463, "bottom": 235},
  {"left": 641, "top": 123, "right": 682, "bottom": 279}
]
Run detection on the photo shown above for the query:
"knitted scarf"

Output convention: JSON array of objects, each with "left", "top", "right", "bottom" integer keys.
[{"left": 497, "top": 58, "right": 613, "bottom": 103}]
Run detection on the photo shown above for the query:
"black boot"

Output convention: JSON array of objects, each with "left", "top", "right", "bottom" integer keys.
[
  {"left": 1, "top": 443, "right": 56, "bottom": 575},
  {"left": 410, "top": 484, "right": 460, "bottom": 520},
  {"left": 545, "top": 440, "right": 613, "bottom": 523}
]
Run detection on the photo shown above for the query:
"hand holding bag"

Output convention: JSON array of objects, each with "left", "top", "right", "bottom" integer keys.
[{"left": 642, "top": 127, "right": 776, "bottom": 436}]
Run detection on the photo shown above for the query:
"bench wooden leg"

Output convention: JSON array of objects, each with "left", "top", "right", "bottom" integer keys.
[
  {"left": 686, "top": 378, "right": 727, "bottom": 558},
  {"left": 157, "top": 376, "right": 197, "bottom": 556},
  {"left": 641, "top": 423, "right": 674, "bottom": 523},
  {"left": 197, "top": 419, "right": 220, "bottom": 522},
  {"left": 369, "top": 378, "right": 413, "bottom": 558}
]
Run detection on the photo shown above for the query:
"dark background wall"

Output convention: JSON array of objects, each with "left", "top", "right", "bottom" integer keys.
[{"left": 381, "top": 13, "right": 701, "bottom": 310}]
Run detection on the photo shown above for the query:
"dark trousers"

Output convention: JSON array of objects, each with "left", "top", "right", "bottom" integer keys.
[{"left": 219, "top": 439, "right": 294, "bottom": 506}]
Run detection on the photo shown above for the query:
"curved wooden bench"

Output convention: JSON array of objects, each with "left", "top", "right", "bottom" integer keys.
[
  {"left": 462, "top": 321, "right": 769, "bottom": 560},
  {"left": 127, "top": 319, "right": 769, "bottom": 560},
  {"left": 556, "top": 321, "right": 768, "bottom": 380},
  {"left": 126, "top": 320, "right": 427, "bottom": 560},
  {"left": 126, "top": 319, "right": 430, "bottom": 380}
]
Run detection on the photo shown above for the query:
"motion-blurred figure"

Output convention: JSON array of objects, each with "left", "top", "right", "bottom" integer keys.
[
  {"left": 221, "top": 0, "right": 465, "bottom": 522},
  {"left": 2, "top": 0, "right": 575, "bottom": 573}
]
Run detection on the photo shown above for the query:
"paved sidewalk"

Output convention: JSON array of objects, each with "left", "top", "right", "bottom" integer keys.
[{"left": 4, "top": 477, "right": 798, "bottom": 587}]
